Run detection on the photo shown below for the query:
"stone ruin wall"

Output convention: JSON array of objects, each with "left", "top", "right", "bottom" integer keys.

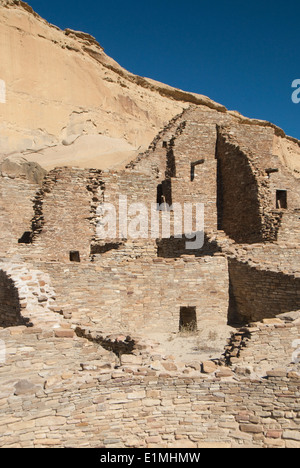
[
  {"left": 0, "top": 176, "right": 37, "bottom": 255},
  {"left": 29, "top": 167, "right": 104, "bottom": 263},
  {"left": 1, "top": 366, "right": 299, "bottom": 448},
  {"left": 228, "top": 258, "right": 300, "bottom": 323},
  {"left": 0, "top": 269, "right": 23, "bottom": 327},
  {"left": 0, "top": 262, "right": 62, "bottom": 329},
  {"left": 36, "top": 256, "right": 229, "bottom": 335},
  {"left": 0, "top": 264, "right": 299, "bottom": 448},
  {"left": 0, "top": 105, "right": 299, "bottom": 334},
  {"left": 0, "top": 105, "right": 300, "bottom": 448},
  {"left": 2, "top": 105, "right": 300, "bottom": 262},
  {"left": 278, "top": 211, "right": 300, "bottom": 244},
  {"left": 225, "top": 318, "right": 300, "bottom": 376},
  {"left": 0, "top": 273, "right": 299, "bottom": 449},
  {"left": 216, "top": 124, "right": 300, "bottom": 244},
  {"left": 19, "top": 105, "right": 300, "bottom": 331}
]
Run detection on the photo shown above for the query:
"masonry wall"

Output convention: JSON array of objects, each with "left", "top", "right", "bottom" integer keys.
[
  {"left": 228, "top": 258, "right": 300, "bottom": 323},
  {"left": 39, "top": 256, "right": 229, "bottom": 334},
  {"left": 1, "top": 104, "right": 300, "bottom": 448},
  {"left": 30, "top": 168, "right": 174, "bottom": 262},
  {"left": 277, "top": 211, "right": 300, "bottom": 245},
  {"left": 233, "top": 244, "right": 300, "bottom": 276},
  {"left": 94, "top": 167, "right": 214, "bottom": 255},
  {"left": 0, "top": 369, "right": 299, "bottom": 448},
  {"left": 167, "top": 122, "right": 218, "bottom": 232},
  {"left": 0, "top": 269, "right": 23, "bottom": 327},
  {"left": 216, "top": 131, "right": 266, "bottom": 243},
  {"left": 0, "top": 177, "right": 37, "bottom": 256},
  {"left": 23, "top": 107, "right": 300, "bottom": 263},
  {"left": 99, "top": 171, "right": 160, "bottom": 240},
  {"left": 216, "top": 124, "right": 300, "bottom": 244},
  {"left": 156, "top": 234, "right": 221, "bottom": 258},
  {"left": 225, "top": 319, "right": 300, "bottom": 376},
  {"left": 31, "top": 167, "right": 104, "bottom": 262}
]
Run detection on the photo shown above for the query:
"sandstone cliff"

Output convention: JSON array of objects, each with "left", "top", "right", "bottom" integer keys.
[{"left": 0, "top": 0, "right": 299, "bottom": 173}]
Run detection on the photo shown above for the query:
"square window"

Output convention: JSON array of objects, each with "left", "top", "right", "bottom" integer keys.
[{"left": 69, "top": 251, "right": 80, "bottom": 262}]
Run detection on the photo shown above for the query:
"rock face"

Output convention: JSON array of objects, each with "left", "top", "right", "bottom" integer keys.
[
  {"left": 0, "top": 154, "right": 46, "bottom": 183},
  {"left": 0, "top": 0, "right": 179, "bottom": 166},
  {"left": 0, "top": 0, "right": 199, "bottom": 169},
  {"left": 2, "top": 0, "right": 299, "bottom": 175}
]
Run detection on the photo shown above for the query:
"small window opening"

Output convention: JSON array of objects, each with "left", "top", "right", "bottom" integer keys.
[
  {"left": 18, "top": 231, "right": 32, "bottom": 244},
  {"left": 265, "top": 168, "right": 279, "bottom": 178},
  {"left": 69, "top": 250, "right": 81, "bottom": 262},
  {"left": 276, "top": 190, "right": 287, "bottom": 209},
  {"left": 157, "top": 184, "right": 164, "bottom": 205},
  {"left": 157, "top": 183, "right": 167, "bottom": 211},
  {"left": 191, "top": 159, "right": 205, "bottom": 181},
  {"left": 191, "top": 165, "right": 195, "bottom": 182},
  {"left": 179, "top": 306, "right": 197, "bottom": 332}
]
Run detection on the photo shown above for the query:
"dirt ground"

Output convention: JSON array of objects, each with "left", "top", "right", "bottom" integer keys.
[{"left": 144, "top": 320, "right": 236, "bottom": 364}]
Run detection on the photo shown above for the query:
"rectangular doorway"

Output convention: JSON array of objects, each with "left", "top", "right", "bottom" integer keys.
[
  {"left": 276, "top": 190, "right": 287, "bottom": 209},
  {"left": 179, "top": 306, "right": 197, "bottom": 332}
]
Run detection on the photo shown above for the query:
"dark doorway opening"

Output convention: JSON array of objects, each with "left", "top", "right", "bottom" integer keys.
[
  {"left": 157, "top": 181, "right": 172, "bottom": 211},
  {"left": 276, "top": 190, "right": 287, "bottom": 209},
  {"left": 157, "top": 184, "right": 164, "bottom": 206},
  {"left": 179, "top": 306, "right": 197, "bottom": 332},
  {"left": 69, "top": 251, "right": 81, "bottom": 262},
  {"left": 190, "top": 159, "right": 205, "bottom": 182}
]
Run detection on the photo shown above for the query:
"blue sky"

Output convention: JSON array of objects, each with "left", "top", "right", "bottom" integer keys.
[{"left": 28, "top": 0, "right": 300, "bottom": 139}]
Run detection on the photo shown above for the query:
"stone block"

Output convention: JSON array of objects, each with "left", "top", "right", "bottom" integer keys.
[
  {"left": 162, "top": 362, "right": 177, "bottom": 372},
  {"left": 121, "top": 355, "right": 143, "bottom": 366},
  {"left": 14, "top": 380, "right": 37, "bottom": 396},
  {"left": 54, "top": 329, "right": 74, "bottom": 338},
  {"left": 264, "top": 438, "right": 285, "bottom": 447},
  {"left": 239, "top": 424, "right": 264, "bottom": 434},
  {"left": 266, "top": 369, "right": 287, "bottom": 378},
  {"left": 201, "top": 361, "right": 217, "bottom": 374},
  {"left": 282, "top": 430, "right": 300, "bottom": 441},
  {"left": 266, "top": 430, "right": 282, "bottom": 439}
]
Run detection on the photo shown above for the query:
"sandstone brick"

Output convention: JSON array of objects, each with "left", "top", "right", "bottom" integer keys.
[
  {"left": 216, "top": 368, "right": 234, "bottom": 378},
  {"left": 14, "top": 380, "right": 37, "bottom": 396},
  {"left": 127, "top": 391, "right": 146, "bottom": 400},
  {"left": 266, "top": 430, "right": 282, "bottom": 439},
  {"left": 162, "top": 362, "right": 177, "bottom": 372},
  {"left": 35, "top": 416, "right": 66, "bottom": 427},
  {"left": 266, "top": 369, "right": 287, "bottom": 378},
  {"left": 264, "top": 438, "right": 285, "bottom": 447},
  {"left": 34, "top": 439, "right": 60, "bottom": 446},
  {"left": 262, "top": 318, "right": 283, "bottom": 324},
  {"left": 285, "top": 440, "right": 300, "bottom": 448},
  {"left": 239, "top": 424, "right": 264, "bottom": 434},
  {"left": 143, "top": 399, "right": 161, "bottom": 407},
  {"left": 282, "top": 430, "right": 300, "bottom": 441},
  {"left": 54, "top": 329, "right": 74, "bottom": 338}
]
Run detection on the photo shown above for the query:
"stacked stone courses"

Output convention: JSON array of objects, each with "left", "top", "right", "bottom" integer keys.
[{"left": 0, "top": 104, "right": 300, "bottom": 447}]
